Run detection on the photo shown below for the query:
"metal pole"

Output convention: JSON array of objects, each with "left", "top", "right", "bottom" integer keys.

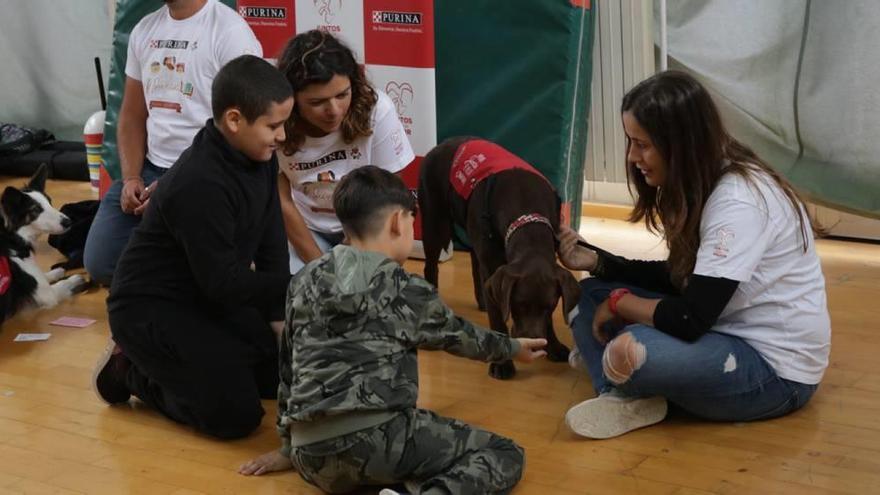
[{"left": 659, "top": 0, "right": 668, "bottom": 71}]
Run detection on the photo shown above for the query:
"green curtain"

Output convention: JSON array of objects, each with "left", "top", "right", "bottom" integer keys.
[{"left": 435, "top": 1, "right": 595, "bottom": 225}]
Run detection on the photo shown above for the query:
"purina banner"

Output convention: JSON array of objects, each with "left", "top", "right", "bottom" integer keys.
[{"left": 238, "top": 0, "right": 437, "bottom": 244}]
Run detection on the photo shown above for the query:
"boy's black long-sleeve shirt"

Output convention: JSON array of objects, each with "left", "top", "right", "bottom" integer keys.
[{"left": 108, "top": 120, "right": 291, "bottom": 320}]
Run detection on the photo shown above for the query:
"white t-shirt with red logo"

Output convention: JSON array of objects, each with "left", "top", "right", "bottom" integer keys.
[
  {"left": 278, "top": 91, "right": 415, "bottom": 233},
  {"left": 126, "top": 0, "right": 262, "bottom": 169},
  {"left": 694, "top": 168, "right": 831, "bottom": 385}
]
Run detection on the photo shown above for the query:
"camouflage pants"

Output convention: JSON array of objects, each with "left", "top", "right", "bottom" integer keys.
[{"left": 290, "top": 408, "right": 524, "bottom": 494}]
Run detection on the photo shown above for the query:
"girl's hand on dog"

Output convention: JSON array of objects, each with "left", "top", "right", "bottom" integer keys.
[
  {"left": 557, "top": 226, "right": 598, "bottom": 272},
  {"left": 514, "top": 338, "right": 548, "bottom": 363},
  {"left": 238, "top": 449, "right": 294, "bottom": 476}
]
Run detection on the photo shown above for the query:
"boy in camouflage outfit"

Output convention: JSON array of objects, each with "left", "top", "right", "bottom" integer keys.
[{"left": 240, "top": 166, "right": 548, "bottom": 494}]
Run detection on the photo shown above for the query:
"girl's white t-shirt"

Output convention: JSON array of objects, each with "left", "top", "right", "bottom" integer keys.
[
  {"left": 126, "top": 0, "right": 262, "bottom": 169},
  {"left": 694, "top": 169, "right": 831, "bottom": 384},
  {"left": 278, "top": 91, "right": 415, "bottom": 233}
]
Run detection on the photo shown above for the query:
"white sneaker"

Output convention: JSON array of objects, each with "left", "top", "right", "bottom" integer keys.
[{"left": 565, "top": 393, "right": 667, "bottom": 439}]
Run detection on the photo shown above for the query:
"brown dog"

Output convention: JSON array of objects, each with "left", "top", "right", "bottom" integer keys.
[{"left": 418, "top": 136, "right": 581, "bottom": 379}]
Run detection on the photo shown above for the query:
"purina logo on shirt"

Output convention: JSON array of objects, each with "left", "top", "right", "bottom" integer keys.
[
  {"left": 372, "top": 11, "right": 422, "bottom": 25},
  {"left": 295, "top": 150, "right": 347, "bottom": 171},
  {"left": 150, "top": 39, "right": 189, "bottom": 50},
  {"left": 238, "top": 6, "right": 287, "bottom": 19}
]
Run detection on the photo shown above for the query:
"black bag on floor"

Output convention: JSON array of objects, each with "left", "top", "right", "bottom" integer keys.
[
  {"left": 0, "top": 123, "right": 54, "bottom": 156},
  {"left": 0, "top": 123, "right": 88, "bottom": 181}
]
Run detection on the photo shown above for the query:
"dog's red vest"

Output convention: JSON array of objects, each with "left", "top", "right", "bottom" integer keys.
[
  {"left": 0, "top": 257, "right": 11, "bottom": 295},
  {"left": 450, "top": 140, "right": 548, "bottom": 199}
]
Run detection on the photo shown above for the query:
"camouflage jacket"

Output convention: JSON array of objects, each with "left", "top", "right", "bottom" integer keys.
[{"left": 277, "top": 245, "right": 519, "bottom": 450}]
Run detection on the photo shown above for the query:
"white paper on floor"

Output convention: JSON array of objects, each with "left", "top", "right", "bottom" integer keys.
[{"left": 13, "top": 333, "right": 51, "bottom": 342}]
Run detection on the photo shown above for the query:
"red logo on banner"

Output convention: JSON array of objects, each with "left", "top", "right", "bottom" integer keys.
[
  {"left": 385, "top": 81, "right": 415, "bottom": 136},
  {"left": 363, "top": 0, "right": 434, "bottom": 68},
  {"left": 314, "top": 0, "right": 342, "bottom": 23},
  {"left": 310, "top": 0, "right": 344, "bottom": 33},
  {"left": 238, "top": 0, "right": 296, "bottom": 59}
]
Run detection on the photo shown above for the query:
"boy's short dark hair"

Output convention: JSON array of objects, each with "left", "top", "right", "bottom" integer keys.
[
  {"left": 333, "top": 166, "right": 416, "bottom": 239},
  {"left": 211, "top": 55, "right": 292, "bottom": 122}
]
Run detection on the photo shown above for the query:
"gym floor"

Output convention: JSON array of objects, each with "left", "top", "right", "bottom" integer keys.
[{"left": 0, "top": 177, "right": 878, "bottom": 494}]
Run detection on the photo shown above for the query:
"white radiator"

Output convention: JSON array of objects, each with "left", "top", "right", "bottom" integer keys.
[{"left": 583, "top": 0, "right": 654, "bottom": 205}]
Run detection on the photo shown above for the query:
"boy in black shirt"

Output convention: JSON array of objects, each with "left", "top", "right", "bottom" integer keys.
[{"left": 92, "top": 55, "right": 294, "bottom": 439}]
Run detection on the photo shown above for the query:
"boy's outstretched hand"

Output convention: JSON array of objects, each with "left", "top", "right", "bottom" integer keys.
[
  {"left": 239, "top": 449, "right": 294, "bottom": 476},
  {"left": 514, "top": 338, "right": 548, "bottom": 363}
]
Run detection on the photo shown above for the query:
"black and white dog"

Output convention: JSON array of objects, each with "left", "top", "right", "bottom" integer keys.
[{"left": 0, "top": 164, "right": 86, "bottom": 322}]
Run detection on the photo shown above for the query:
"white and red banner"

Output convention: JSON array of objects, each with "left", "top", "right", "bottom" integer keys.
[{"left": 237, "top": 0, "right": 436, "bottom": 244}]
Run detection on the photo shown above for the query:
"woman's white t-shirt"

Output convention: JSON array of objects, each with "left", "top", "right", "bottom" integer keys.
[
  {"left": 126, "top": 0, "right": 262, "bottom": 169},
  {"left": 694, "top": 169, "right": 831, "bottom": 384},
  {"left": 278, "top": 91, "right": 415, "bottom": 233}
]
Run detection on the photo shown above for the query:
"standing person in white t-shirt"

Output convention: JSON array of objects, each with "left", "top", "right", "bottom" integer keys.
[
  {"left": 557, "top": 71, "right": 831, "bottom": 439},
  {"left": 83, "top": 0, "right": 262, "bottom": 285},
  {"left": 275, "top": 30, "right": 415, "bottom": 273}
]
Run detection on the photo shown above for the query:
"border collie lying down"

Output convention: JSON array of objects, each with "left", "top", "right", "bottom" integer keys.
[{"left": 0, "top": 164, "right": 87, "bottom": 322}]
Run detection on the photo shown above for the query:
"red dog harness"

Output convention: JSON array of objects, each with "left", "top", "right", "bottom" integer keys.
[
  {"left": 450, "top": 139, "right": 549, "bottom": 200},
  {"left": 0, "top": 257, "right": 12, "bottom": 295}
]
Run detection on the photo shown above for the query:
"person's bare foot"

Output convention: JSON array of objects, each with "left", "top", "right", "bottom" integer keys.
[{"left": 238, "top": 450, "right": 293, "bottom": 476}]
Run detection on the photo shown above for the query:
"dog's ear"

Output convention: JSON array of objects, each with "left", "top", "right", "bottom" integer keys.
[
  {"left": 1, "top": 187, "right": 26, "bottom": 210},
  {"left": 1, "top": 187, "right": 27, "bottom": 229},
  {"left": 26, "top": 163, "right": 48, "bottom": 192},
  {"left": 485, "top": 265, "right": 519, "bottom": 323},
  {"left": 555, "top": 265, "right": 581, "bottom": 322}
]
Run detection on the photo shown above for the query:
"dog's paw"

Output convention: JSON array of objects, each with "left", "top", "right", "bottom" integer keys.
[
  {"left": 45, "top": 267, "right": 65, "bottom": 283},
  {"left": 55, "top": 274, "right": 88, "bottom": 296},
  {"left": 546, "top": 341, "right": 571, "bottom": 363},
  {"left": 489, "top": 360, "right": 516, "bottom": 380},
  {"left": 69, "top": 275, "right": 92, "bottom": 294}
]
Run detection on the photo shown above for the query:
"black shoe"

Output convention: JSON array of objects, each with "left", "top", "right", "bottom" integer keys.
[{"left": 91, "top": 338, "right": 131, "bottom": 405}]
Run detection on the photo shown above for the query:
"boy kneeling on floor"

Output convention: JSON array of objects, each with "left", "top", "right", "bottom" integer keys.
[
  {"left": 240, "top": 166, "right": 547, "bottom": 494},
  {"left": 94, "top": 55, "right": 293, "bottom": 439}
]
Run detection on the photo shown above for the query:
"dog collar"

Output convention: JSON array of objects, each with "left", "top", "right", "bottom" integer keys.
[{"left": 504, "top": 213, "right": 554, "bottom": 245}]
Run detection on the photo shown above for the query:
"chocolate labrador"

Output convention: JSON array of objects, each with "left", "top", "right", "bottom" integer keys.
[{"left": 418, "top": 136, "right": 580, "bottom": 379}]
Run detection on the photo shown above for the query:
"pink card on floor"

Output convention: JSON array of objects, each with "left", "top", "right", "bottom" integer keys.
[{"left": 49, "top": 316, "right": 96, "bottom": 328}]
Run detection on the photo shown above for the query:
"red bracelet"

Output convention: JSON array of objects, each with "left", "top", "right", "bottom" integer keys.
[{"left": 608, "top": 288, "right": 631, "bottom": 315}]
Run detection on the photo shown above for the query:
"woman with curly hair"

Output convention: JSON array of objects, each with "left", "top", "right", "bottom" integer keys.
[
  {"left": 558, "top": 71, "right": 831, "bottom": 439},
  {"left": 275, "top": 30, "right": 415, "bottom": 273}
]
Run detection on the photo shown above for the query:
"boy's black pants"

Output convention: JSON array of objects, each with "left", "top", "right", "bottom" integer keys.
[{"left": 109, "top": 298, "right": 279, "bottom": 439}]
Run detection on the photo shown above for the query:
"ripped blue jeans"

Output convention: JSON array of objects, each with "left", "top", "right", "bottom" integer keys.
[{"left": 571, "top": 278, "right": 818, "bottom": 422}]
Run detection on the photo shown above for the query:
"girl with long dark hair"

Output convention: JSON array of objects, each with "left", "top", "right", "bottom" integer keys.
[{"left": 559, "top": 71, "right": 831, "bottom": 438}]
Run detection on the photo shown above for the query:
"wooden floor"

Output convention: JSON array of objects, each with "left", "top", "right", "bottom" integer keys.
[{"left": 1, "top": 177, "right": 879, "bottom": 495}]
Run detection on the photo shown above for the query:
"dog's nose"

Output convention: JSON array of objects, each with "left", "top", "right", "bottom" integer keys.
[{"left": 60, "top": 216, "right": 72, "bottom": 229}]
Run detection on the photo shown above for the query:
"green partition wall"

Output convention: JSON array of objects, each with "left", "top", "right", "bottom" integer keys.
[{"left": 435, "top": 1, "right": 594, "bottom": 225}]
